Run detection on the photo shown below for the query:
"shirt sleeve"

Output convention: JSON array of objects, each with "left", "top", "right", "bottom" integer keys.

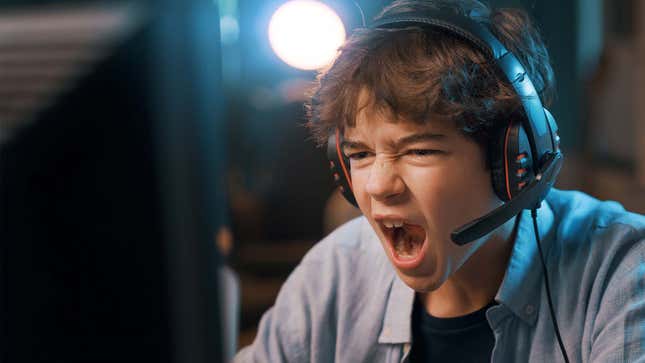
[
  {"left": 589, "top": 226, "right": 645, "bottom": 363},
  {"left": 232, "top": 260, "right": 318, "bottom": 363},
  {"left": 232, "top": 218, "right": 369, "bottom": 363}
]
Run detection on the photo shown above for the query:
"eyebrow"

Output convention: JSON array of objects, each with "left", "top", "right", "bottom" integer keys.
[{"left": 341, "top": 132, "right": 446, "bottom": 150}]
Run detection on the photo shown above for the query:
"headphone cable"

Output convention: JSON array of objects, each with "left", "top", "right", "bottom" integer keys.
[{"left": 531, "top": 208, "right": 570, "bottom": 363}]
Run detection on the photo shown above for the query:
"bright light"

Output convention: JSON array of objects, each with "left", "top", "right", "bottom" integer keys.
[{"left": 268, "top": 0, "right": 346, "bottom": 70}]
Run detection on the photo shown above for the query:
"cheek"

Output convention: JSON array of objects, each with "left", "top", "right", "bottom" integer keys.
[
  {"left": 412, "top": 163, "right": 496, "bottom": 237},
  {"left": 350, "top": 170, "right": 371, "bottom": 212},
  {"left": 409, "top": 166, "right": 464, "bottom": 224},
  {"left": 455, "top": 162, "right": 499, "bottom": 216}
]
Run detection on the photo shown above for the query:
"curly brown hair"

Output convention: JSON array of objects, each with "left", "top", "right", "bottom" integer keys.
[{"left": 306, "top": 0, "right": 555, "bottom": 166}]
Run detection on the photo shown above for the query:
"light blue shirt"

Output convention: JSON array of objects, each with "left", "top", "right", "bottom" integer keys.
[{"left": 234, "top": 190, "right": 645, "bottom": 362}]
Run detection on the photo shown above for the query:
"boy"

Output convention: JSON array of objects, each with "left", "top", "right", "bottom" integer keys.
[{"left": 235, "top": 0, "right": 645, "bottom": 361}]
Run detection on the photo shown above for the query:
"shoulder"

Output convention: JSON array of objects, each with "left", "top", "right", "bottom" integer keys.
[
  {"left": 268, "top": 216, "right": 394, "bottom": 321},
  {"left": 547, "top": 189, "right": 644, "bottom": 258},
  {"left": 546, "top": 189, "right": 645, "bottom": 360},
  {"left": 546, "top": 190, "right": 644, "bottom": 345},
  {"left": 545, "top": 189, "right": 643, "bottom": 307},
  {"left": 547, "top": 189, "right": 644, "bottom": 234},
  {"left": 292, "top": 216, "right": 396, "bottom": 296},
  {"left": 547, "top": 189, "right": 644, "bottom": 273},
  {"left": 236, "top": 217, "right": 396, "bottom": 362},
  {"left": 301, "top": 215, "right": 386, "bottom": 264},
  {"left": 271, "top": 216, "right": 398, "bottom": 331}
]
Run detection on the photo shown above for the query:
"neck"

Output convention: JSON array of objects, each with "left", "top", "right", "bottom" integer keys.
[{"left": 418, "top": 214, "right": 520, "bottom": 318}]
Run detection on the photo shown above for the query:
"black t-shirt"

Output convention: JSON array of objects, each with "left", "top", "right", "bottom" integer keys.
[{"left": 409, "top": 297, "right": 496, "bottom": 363}]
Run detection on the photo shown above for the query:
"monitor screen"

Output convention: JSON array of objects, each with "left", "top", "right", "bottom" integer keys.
[{"left": 0, "top": 1, "right": 227, "bottom": 362}]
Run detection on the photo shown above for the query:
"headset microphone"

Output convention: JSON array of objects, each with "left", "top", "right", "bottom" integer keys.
[{"left": 451, "top": 151, "right": 562, "bottom": 245}]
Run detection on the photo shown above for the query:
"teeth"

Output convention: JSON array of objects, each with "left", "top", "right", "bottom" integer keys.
[{"left": 383, "top": 220, "right": 405, "bottom": 229}]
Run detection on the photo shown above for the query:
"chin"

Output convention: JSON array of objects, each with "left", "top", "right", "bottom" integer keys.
[{"left": 396, "top": 270, "right": 445, "bottom": 293}]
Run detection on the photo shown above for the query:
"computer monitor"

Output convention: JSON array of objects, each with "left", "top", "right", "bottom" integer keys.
[{"left": 0, "top": 1, "right": 227, "bottom": 362}]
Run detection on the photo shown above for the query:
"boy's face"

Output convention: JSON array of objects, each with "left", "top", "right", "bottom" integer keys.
[{"left": 343, "top": 105, "right": 504, "bottom": 292}]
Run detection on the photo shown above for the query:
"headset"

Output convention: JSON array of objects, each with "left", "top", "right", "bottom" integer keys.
[
  {"left": 326, "top": 7, "right": 563, "bottom": 245},
  {"left": 322, "top": 7, "right": 569, "bottom": 362}
]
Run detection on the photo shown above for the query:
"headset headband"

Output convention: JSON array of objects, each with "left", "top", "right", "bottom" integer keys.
[{"left": 371, "top": 9, "right": 557, "bottom": 170}]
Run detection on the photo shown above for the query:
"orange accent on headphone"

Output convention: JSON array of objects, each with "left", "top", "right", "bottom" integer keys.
[
  {"left": 503, "top": 123, "right": 513, "bottom": 201},
  {"left": 335, "top": 129, "right": 353, "bottom": 191}
]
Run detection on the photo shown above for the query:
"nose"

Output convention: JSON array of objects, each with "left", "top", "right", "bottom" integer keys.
[{"left": 365, "top": 158, "right": 405, "bottom": 201}]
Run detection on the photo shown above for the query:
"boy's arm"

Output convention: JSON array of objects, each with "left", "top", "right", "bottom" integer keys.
[{"left": 232, "top": 262, "right": 315, "bottom": 363}]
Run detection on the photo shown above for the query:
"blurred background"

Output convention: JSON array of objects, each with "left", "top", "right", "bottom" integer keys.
[{"left": 0, "top": 0, "right": 643, "bottom": 361}]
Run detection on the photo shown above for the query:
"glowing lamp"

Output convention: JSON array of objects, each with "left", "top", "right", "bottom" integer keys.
[{"left": 268, "top": 0, "right": 346, "bottom": 70}]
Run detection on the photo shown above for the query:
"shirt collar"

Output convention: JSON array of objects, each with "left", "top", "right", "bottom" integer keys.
[
  {"left": 376, "top": 200, "right": 557, "bottom": 343},
  {"left": 362, "top": 219, "right": 415, "bottom": 344},
  {"left": 378, "top": 274, "right": 415, "bottom": 344}
]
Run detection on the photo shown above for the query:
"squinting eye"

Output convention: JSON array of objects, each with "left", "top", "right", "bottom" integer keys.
[
  {"left": 407, "top": 149, "right": 440, "bottom": 157},
  {"left": 347, "top": 151, "right": 372, "bottom": 160}
]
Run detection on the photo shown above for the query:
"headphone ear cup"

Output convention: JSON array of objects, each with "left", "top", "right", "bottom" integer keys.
[
  {"left": 327, "top": 132, "right": 358, "bottom": 207},
  {"left": 490, "top": 124, "right": 510, "bottom": 202},
  {"left": 490, "top": 120, "right": 534, "bottom": 202}
]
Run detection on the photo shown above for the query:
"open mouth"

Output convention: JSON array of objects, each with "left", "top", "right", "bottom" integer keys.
[{"left": 379, "top": 220, "right": 427, "bottom": 267}]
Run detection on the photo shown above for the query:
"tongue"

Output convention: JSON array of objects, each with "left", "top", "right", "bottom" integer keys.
[{"left": 393, "top": 225, "right": 425, "bottom": 260}]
